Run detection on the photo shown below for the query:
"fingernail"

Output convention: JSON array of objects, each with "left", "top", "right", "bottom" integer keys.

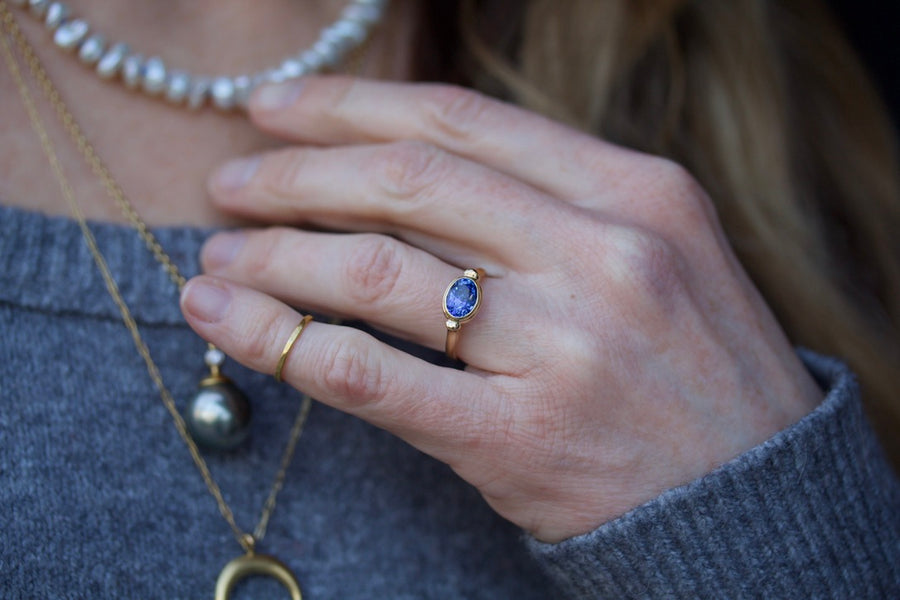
[
  {"left": 202, "top": 232, "right": 246, "bottom": 271},
  {"left": 254, "top": 81, "right": 304, "bottom": 111},
  {"left": 212, "top": 157, "right": 259, "bottom": 191},
  {"left": 182, "top": 279, "right": 231, "bottom": 323}
]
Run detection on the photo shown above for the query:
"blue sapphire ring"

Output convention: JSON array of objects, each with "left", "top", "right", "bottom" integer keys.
[{"left": 442, "top": 268, "right": 485, "bottom": 360}]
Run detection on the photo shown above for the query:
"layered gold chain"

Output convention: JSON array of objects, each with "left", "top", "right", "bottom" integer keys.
[{"left": 0, "top": 1, "right": 312, "bottom": 553}]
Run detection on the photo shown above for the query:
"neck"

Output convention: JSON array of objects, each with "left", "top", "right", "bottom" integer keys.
[{"left": 0, "top": 0, "right": 417, "bottom": 227}]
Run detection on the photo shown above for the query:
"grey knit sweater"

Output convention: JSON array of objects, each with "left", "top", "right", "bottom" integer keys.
[{"left": 1, "top": 203, "right": 898, "bottom": 599}]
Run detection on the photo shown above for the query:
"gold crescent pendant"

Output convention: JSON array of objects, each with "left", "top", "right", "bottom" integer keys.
[{"left": 215, "top": 552, "right": 302, "bottom": 600}]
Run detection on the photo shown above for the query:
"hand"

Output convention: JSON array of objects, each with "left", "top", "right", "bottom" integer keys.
[{"left": 180, "top": 77, "right": 822, "bottom": 543}]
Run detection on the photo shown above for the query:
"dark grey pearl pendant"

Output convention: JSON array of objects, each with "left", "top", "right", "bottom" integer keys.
[{"left": 185, "top": 347, "right": 251, "bottom": 450}]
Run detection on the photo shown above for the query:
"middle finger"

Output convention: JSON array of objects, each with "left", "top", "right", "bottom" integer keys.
[{"left": 209, "top": 140, "right": 576, "bottom": 271}]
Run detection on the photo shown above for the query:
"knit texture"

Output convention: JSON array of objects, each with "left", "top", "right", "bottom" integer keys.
[
  {"left": 530, "top": 351, "right": 900, "bottom": 598},
  {"left": 1, "top": 204, "right": 898, "bottom": 598}
]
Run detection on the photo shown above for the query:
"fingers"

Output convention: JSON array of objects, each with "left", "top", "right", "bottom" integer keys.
[
  {"left": 246, "top": 76, "right": 638, "bottom": 203},
  {"left": 238, "top": 77, "right": 720, "bottom": 240},
  {"left": 201, "top": 229, "right": 446, "bottom": 348},
  {"left": 179, "top": 275, "right": 488, "bottom": 452},
  {"left": 208, "top": 140, "right": 569, "bottom": 270},
  {"left": 200, "top": 228, "right": 523, "bottom": 373}
]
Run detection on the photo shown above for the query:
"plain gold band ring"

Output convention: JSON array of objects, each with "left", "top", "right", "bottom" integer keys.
[
  {"left": 275, "top": 314, "right": 314, "bottom": 382},
  {"left": 443, "top": 268, "right": 485, "bottom": 361}
]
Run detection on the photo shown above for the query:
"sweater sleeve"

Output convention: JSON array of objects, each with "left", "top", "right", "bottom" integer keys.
[{"left": 527, "top": 351, "right": 900, "bottom": 598}]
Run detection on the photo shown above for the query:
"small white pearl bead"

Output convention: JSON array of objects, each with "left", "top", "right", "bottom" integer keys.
[
  {"left": 53, "top": 18, "right": 88, "bottom": 50},
  {"left": 342, "top": 4, "right": 383, "bottom": 25},
  {"left": 78, "top": 34, "right": 105, "bottom": 65},
  {"left": 187, "top": 77, "right": 211, "bottom": 110},
  {"left": 28, "top": 0, "right": 50, "bottom": 18},
  {"left": 121, "top": 53, "right": 144, "bottom": 89},
  {"left": 327, "top": 19, "right": 368, "bottom": 47},
  {"left": 204, "top": 348, "right": 226, "bottom": 368},
  {"left": 312, "top": 39, "right": 343, "bottom": 68},
  {"left": 44, "top": 2, "right": 69, "bottom": 30},
  {"left": 11, "top": 0, "right": 389, "bottom": 110},
  {"left": 299, "top": 49, "right": 325, "bottom": 72},
  {"left": 210, "top": 77, "right": 236, "bottom": 110},
  {"left": 96, "top": 42, "right": 129, "bottom": 79},
  {"left": 233, "top": 75, "right": 254, "bottom": 108},
  {"left": 279, "top": 59, "right": 305, "bottom": 79},
  {"left": 166, "top": 70, "right": 190, "bottom": 104},
  {"left": 142, "top": 56, "right": 167, "bottom": 95}
]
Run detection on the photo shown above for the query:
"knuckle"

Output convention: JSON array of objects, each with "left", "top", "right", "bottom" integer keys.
[
  {"left": 240, "top": 227, "right": 291, "bottom": 282},
  {"left": 326, "top": 75, "right": 359, "bottom": 116},
  {"left": 342, "top": 234, "right": 404, "bottom": 306},
  {"left": 421, "top": 84, "right": 492, "bottom": 145},
  {"left": 242, "top": 310, "right": 284, "bottom": 367},
  {"left": 568, "top": 137, "right": 617, "bottom": 183},
  {"left": 650, "top": 156, "right": 696, "bottom": 190},
  {"left": 643, "top": 157, "right": 714, "bottom": 231},
  {"left": 370, "top": 141, "right": 447, "bottom": 201},
  {"left": 317, "top": 332, "right": 384, "bottom": 407},
  {"left": 260, "top": 148, "right": 308, "bottom": 196},
  {"left": 605, "top": 226, "right": 686, "bottom": 302}
]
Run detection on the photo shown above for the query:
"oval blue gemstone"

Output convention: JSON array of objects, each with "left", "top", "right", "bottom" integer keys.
[{"left": 445, "top": 277, "right": 479, "bottom": 319}]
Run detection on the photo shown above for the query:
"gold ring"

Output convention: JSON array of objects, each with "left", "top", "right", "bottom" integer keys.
[
  {"left": 442, "top": 268, "right": 485, "bottom": 361},
  {"left": 274, "top": 315, "right": 313, "bottom": 382}
]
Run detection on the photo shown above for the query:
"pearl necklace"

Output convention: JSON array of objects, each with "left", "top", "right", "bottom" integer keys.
[{"left": 9, "top": 0, "right": 388, "bottom": 110}]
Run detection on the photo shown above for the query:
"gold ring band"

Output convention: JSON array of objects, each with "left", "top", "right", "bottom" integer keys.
[
  {"left": 442, "top": 268, "right": 485, "bottom": 361},
  {"left": 275, "top": 315, "right": 313, "bottom": 382},
  {"left": 445, "top": 327, "right": 461, "bottom": 360}
]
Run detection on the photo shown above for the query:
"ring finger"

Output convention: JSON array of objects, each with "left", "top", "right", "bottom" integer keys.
[{"left": 201, "top": 227, "right": 524, "bottom": 371}]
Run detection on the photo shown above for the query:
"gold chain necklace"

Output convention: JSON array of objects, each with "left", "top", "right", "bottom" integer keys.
[
  {"left": 8, "top": 1, "right": 256, "bottom": 452},
  {"left": 0, "top": 3, "right": 334, "bottom": 596}
]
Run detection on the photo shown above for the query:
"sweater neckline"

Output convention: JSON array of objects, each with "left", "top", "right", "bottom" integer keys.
[{"left": 0, "top": 203, "right": 213, "bottom": 325}]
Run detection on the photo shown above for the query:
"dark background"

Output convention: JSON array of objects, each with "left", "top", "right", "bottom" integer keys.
[{"left": 829, "top": 0, "right": 900, "bottom": 129}]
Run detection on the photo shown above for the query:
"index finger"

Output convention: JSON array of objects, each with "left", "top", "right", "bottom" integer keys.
[{"left": 248, "top": 76, "right": 638, "bottom": 201}]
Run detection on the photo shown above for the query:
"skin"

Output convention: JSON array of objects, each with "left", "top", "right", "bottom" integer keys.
[
  {"left": 1, "top": 1, "right": 822, "bottom": 544},
  {"left": 0, "top": 0, "right": 415, "bottom": 225},
  {"left": 181, "top": 77, "right": 823, "bottom": 543}
]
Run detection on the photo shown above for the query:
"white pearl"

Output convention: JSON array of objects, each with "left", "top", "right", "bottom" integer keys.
[
  {"left": 210, "top": 77, "right": 236, "bottom": 110},
  {"left": 43, "top": 2, "right": 69, "bottom": 29},
  {"left": 233, "top": 75, "right": 254, "bottom": 108},
  {"left": 327, "top": 19, "right": 368, "bottom": 46},
  {"left": 299, "top": 49, "right": 326, "bottom": 73},
  {"left": 279, "top": 58, "right": 306, "bottom": 79},
  {"left": 52, "top": 18, "right": 88, "bottom": 50},
  {"left": 342, "top": 4, "right": 383, "bottom": 25},
  {"left": 78, "top": 34, "right": 105, "bottom": 65},
  {"left": 312, "top": 39, "right": 343, "bottom": 68},
  {"left": 121, "top": 53, "right": 144, "bottom": 89},
  {"left": 187, "top": 77, "right": 211, "bottom": 110},
  {"left": 263, "top": 67, "right": 288, "bottom": 85},
  {"left": 28, "top": 0, "right": 50, "bottom": 18},
  {"left": 249, "top": 72, "right": 271, "bottom": 95},
  {"left": 95, "top": 42, "right": 129, "bottom": 79},
  {"left": 204, "top": 347, "right": 226, "bottom": 368},
  {"left": 10, "top": 0, "right": 389, "bottom": 111},
  {"left": 166, "top": 70, "right": 190, "bottom": 103},
  {"left": 357, "top": 0, "right": 388, "bottom": 10},
  {"left": 142, "top": 56, "right": 167, "bottom": 95}
]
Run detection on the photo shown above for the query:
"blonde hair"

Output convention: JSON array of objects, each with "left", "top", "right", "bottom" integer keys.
[{"left": 445, "top": 0, "right": 900, "bottom": 465}]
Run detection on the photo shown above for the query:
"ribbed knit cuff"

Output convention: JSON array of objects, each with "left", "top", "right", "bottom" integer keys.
[{"left": 528, "top": 352, "right": 900, "bottom": 599}]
